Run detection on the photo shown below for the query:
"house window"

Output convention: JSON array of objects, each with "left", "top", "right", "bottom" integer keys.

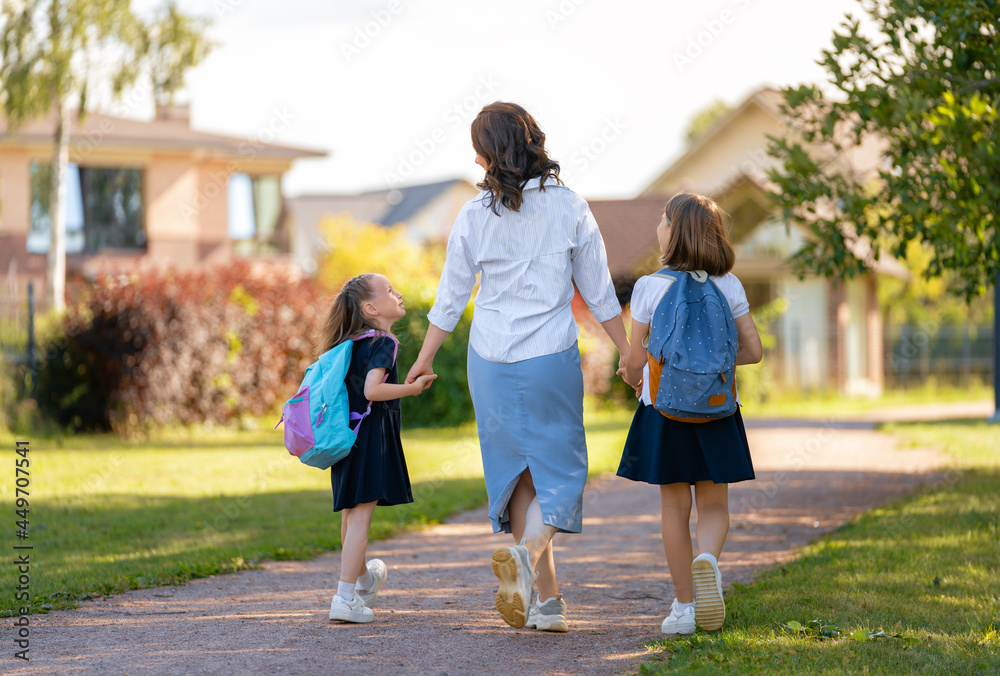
[
  {"left": 228, "top": 173, "right": 283, "bottom": 255},
  {"left": 28, "top": 162, "right": 145, "bottom": 254}
]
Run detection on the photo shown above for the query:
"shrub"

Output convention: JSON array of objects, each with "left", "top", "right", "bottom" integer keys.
[
  {"left": 393, "top": 303, "right": 475, "bottom": 428},
  {"left": 37, "top": 262, "right": 325, "bottom": 434},
  {"left": 34, "top": 261, "right": 476, "bottom": 434}
]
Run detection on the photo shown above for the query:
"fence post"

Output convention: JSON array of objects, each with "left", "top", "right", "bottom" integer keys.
[{"left": 27, "top": 282, "right": 37, "bottom": 398}]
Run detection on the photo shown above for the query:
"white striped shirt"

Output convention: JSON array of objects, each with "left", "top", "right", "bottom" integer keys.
[{"left": 427, "top": 176, "right": 622, "bottom": 364}]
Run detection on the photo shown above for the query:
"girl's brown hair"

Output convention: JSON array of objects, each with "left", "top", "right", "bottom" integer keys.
[
  {"left": 660, "top": 193, "right": 735, "bottom": 277},
  {"left": 315, "top": 274, "right": 381, "bottom": 355},
  {"left": 471, "top": 101, "right": 562, "bottom": 215}
]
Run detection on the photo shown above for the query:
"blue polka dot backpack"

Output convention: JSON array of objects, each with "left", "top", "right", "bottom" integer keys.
[{"left": 644, "top": 268, "right": 738, "bottom": 423}]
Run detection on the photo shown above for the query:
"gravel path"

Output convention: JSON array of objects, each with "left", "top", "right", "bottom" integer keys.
[{"left": 5, "top": 402, "right": 989, "bottom": 676}]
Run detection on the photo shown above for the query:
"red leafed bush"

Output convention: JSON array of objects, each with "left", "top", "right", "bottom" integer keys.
[{"left": 37, "top": 261, "right": 326, "bottom": 434}]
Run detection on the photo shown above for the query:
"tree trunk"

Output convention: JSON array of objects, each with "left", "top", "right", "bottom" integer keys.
[{"left": 47, "top": 97, "right": 70, "bottom": 313}]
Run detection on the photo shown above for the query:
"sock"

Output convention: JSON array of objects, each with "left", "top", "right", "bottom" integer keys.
[
  {"left": 675, "top": 600, "right": 694, "bottom": 613},
  {"left": 337, "top": 581, "right": 356, "bottom": 600},
  {"left": 357, "top": 569, "right": 375, "bottom": 590}
]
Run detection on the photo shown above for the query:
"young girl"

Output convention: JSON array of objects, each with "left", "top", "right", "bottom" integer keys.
[
  {"left": 620, "top": 193, "right": 762, "bottom": 635},
  {"left": 318, "top": 273, "right": 437, "bottom": 624}
]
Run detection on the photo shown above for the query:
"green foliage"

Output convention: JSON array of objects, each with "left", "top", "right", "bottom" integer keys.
[
  {"left": 767, "top": 0, "right": 1000, "bottom": 301},
  {"left": 138, "top": 1, "right": 216, "bottom": 106},
  {"left": 394, "top": 301, "right": 475, "bottom": 428},
  {"left": 683, "top": 98, "right": 732, "bottom": 144},
  {"left": 735, "top": 297, "right": 788, "bottom": 405},
  {"left": 36, "top": 262, "right": 326, "bottom": 433},
  {"left": 316, "top": 214, "right": 446, "bottom": 304}
]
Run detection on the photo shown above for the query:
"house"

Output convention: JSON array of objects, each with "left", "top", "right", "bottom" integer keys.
[
  {"left": 0, "top": 104, "right": 326, "bottom": 311},
  {"left": 589, "top": 88, "right": 907, "bottom": 395},
  {"left": 285, "top": 178, "right": 479, "bottom": 272}
]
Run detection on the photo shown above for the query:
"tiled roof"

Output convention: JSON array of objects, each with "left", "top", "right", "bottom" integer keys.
[
  {"left": 588, "top": 198, "right": 665, "bottom": 280},
  {"left": 0, "top": 109, "right": 325, "bottom": 160}
]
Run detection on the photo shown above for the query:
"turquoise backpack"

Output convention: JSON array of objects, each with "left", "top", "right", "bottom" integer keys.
[
  {"left": 277, "top": 331, "right": 398, "bottom": 469},
  {"left": 645, "top": 268, "right": 738, "bottom": 423}
]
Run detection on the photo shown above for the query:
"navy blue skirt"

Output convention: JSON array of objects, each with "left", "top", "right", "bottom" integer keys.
[{"left": 617, "top": 403, "right": 754, "bottom": 485}]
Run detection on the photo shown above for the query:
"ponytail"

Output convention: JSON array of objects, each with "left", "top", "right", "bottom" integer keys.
[{"left": 315, "top": 274, "right": 380, "bottom": 356}]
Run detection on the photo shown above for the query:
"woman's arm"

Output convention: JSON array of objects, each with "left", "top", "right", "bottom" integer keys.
[
  {"left": 600, "top": 314, "right": 631, "bottom": 373},
  {"left": 624, "top": 319, "right": 649, "bottom": 390},
  {"left": 365, "top": 368, "right": 437, "bottom": 401},
  {"left": 404, "top": 324, "right": 450, "bottom": 384},
  {"left": 735, "top": 313, "right": 762, "bottom": 365}
]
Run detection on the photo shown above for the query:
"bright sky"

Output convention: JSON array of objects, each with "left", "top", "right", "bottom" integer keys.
[{"left": 129, "top": 0, "right": 866, "bottom": 200}]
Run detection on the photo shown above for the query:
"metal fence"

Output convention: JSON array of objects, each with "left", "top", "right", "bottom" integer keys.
[
  {"left": 0, "top": 282, "right": 38, "bottom": 397},
  {"left": 884, "top": 322, "right": 994, "bottom": 389}
]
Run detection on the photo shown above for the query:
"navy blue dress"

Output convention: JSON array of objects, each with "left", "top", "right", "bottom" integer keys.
[
  {"left": 618, "top": 403, "right": 755, "bottom": 485},
  {"left": 330, "top": 335, "right": 413, "bottom": 511}
]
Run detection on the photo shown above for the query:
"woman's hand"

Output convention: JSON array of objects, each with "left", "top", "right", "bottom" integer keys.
[
  {"left": 409, "top": 374, "right": 438, "bottom": 395},
  {"left": 405, "top": 359, "right": 434, "bottom": 385}
]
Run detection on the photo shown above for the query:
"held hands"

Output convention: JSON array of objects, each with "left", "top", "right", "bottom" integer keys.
[
  {"left": 404, "top": 359, "right": 434, "bottom": 385},
  {"left": 409, "top": 373, "right": 437, "bottom": 396}
]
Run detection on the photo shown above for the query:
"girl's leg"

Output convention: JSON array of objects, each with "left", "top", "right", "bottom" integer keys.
[
  {"left": 340, "top": 501, "right": 377, "bottom": 584},
  {"left": 693, "top": 481, "right": 729, "bottom": 559},
  {"left": 660, "top": 483, "right": 695, "bottom": 603},
  {"left": 508, "top": 469, "right": 559, "bottom": 599}
]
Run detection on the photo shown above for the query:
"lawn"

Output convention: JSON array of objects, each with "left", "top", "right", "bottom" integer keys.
[
  {"left": 0, "top": 409, "right": 632, "bottom": 617},
  {"left": 634, "top": 419, "right": 1000, "bottom": 675}
]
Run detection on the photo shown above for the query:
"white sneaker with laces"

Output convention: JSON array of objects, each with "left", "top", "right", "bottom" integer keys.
[
  {"left": 661, "top": 599, "right": 696, "bottom": 635},
  {"left": 329, "top": 593, "right": 374, "bottom": 623},
  {"left": 357, "top": 559, "right": 388, "bottom": 608},
  {"left": 525, "top": 593, "right": 568, "bottom": 632}
]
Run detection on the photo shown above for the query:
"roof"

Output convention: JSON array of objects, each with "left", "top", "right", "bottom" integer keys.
[
  {"left": 0, "top": 109, "right": 326, "bottom": 160},
  {"left": 588, "top": 198, "right": 665, "bottom": 279},
  {"left": 292, "top": 178, "right": 474, "bottom": 228}
]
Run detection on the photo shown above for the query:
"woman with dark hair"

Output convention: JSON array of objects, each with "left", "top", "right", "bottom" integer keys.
[{"left": 405, "top": 101, "right": 629, "bottom": 632}]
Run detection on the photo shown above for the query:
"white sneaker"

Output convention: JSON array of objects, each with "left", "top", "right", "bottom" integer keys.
[
  {"left": 329, "top": 593, "right": 374, "bottom": 623},
  {"left": 661, "top": 599, "right": 696, "bottom": 635},
  {"left": 525, "top": 594, "right": 568, "bottom": 633},
  {"left": 692, "top": 552, "right": 725, "bottom": 631},
  {"left": 491, "top": 542, "right": 535, "bottom": 628},
  {"left": 357, "top": 559, "right": 388, "bottom": 608}
]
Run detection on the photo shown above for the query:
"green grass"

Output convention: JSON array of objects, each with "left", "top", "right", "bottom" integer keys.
[
  {"left": 744, "top": 383, "right": 993, "bottom": 419},
  {"left": 0, "top": 410, "right": 631, "bottom": 617},
  {"left": 635, "top": 419, "right": 1000, "bottom": 675}
]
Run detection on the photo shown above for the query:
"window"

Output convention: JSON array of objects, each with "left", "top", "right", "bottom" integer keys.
[
  {"left": 29, "top": 162, "right": 145, "bottom": 254},
  {"left": 228, "top": 173, "right": 283, "bottom": 255}
]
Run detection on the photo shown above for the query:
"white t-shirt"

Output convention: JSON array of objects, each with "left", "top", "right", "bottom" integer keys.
[{"left": 630, "top": 271, "right": 750, "bottom": 406}]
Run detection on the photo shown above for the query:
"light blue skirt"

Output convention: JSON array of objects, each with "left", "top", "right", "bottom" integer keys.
[{"left": 467, "top": 342, "right": 588, "bottom": 534}]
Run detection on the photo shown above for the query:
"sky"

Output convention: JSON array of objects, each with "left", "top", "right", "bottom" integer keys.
[{"left": 126, "top": 0, "right": 869, "bottom": 200}]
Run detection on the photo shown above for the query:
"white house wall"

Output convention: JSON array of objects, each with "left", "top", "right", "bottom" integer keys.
[{"left": 778, "top": 276, "right": 828, "bottom": 391}]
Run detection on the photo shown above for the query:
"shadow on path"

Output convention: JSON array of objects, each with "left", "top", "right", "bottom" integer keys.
[{"left": 5, "top": 423, "right": 948, "bottom": 676}]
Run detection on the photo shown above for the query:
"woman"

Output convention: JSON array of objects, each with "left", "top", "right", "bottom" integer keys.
[{"left": 405, "top": 102, "right": 629, "bottom": 632}]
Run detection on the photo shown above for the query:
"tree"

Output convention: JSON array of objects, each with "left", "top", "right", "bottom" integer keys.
[
  {"left": 139, "top": 1, "right": 215, "bottom": 107},
  {"left": 0, "top": 1, "right": 213, "bottom": 313},
  {"left": 766, "top": 0, "right": 999, "bottom": 417},
  {"left": 684, "top": 98, "right": 732, "bottom": 144}
]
